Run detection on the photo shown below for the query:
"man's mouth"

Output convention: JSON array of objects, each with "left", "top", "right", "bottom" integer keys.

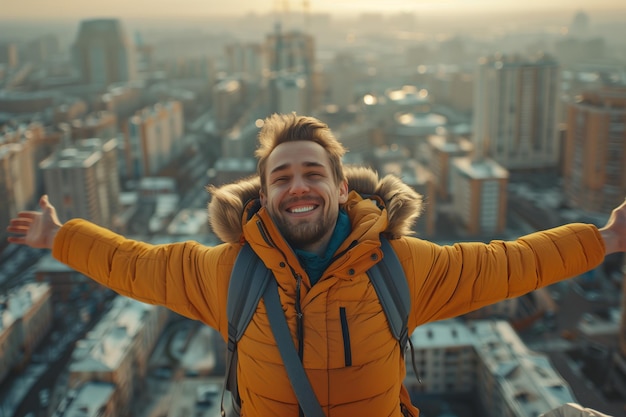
[{"left": 287, "top": 205, "right": 317, "bottom": 214}]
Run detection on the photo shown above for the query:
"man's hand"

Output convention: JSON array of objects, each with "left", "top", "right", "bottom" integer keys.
[
  {"left": 6, "top": 195, "right": 62, "bottom": 249},
  {"left": 598, "top": 198, "right": 626, "bottom": 255}
]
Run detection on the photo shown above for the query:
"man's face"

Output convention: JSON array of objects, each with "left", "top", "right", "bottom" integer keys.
[{"left": 260, "top": 141, "right": 348, "bottom": 254}]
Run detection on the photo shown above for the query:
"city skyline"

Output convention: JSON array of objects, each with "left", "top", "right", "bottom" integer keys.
[{"left": 3, "top": 0, "right": 626, "bottom": 20}]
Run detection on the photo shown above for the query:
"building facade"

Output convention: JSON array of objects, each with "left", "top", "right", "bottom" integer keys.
[
  {"left": 472, "top": 54, "right": 560, "bottom": 170},
  {"left": 73, "top": 19, "right": 136, "bottom": 87},
  {"left": 563, "top": 87, "right": 626, "bottom": 214}
]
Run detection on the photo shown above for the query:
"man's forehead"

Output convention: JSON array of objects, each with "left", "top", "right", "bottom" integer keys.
[{"left": 268, "top": 141, "right": 328, "bottom": 167}]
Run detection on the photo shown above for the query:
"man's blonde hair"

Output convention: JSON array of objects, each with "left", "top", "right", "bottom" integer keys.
[{"left": 255, "top": 113, "right": 347, "bottom": 191}]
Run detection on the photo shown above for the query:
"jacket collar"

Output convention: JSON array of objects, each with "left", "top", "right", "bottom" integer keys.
[{"left": 207, "top": 165, "right": 424, "bottom": 245}]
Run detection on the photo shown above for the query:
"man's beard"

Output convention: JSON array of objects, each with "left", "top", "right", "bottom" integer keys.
[{"left": 270, "top": 208, "right": 336, "bottom": 249}]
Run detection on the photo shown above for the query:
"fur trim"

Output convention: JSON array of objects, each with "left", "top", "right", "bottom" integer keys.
[{"left": 206, "top": 166, "right": 423, "bottom": 243}]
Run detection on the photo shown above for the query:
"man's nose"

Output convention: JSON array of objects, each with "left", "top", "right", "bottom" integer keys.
[{"left": 289, "top": 176, "right": 310, "bottom": 194}]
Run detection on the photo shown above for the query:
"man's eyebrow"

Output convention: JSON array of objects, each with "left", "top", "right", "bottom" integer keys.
[{"left": 269, "top": 161, "right": 325, "bottom": 175}]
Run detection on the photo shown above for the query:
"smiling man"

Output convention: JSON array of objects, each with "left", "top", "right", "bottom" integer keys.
[{"left": 7, "top": 112, "right": 626, "bottom": 417}]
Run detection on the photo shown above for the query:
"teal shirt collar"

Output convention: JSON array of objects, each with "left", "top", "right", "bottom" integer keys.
[{"left": 294, "top": 209, "right": 351, "bottom": 285}]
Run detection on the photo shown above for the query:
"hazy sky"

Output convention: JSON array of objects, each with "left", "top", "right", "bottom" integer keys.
[{"left": 3, "top": 0, "right": 626, "bottom": 19}]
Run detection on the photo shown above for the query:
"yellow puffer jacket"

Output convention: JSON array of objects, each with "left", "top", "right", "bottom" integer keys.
[{"left": 52, "top": 167, "right": 606, "bottom": 417}]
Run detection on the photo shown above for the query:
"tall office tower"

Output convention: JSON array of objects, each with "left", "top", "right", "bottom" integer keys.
[
  {"left": 563, "top": 87, "right": 626, "bottom": 213},
  {"left": 73, "top": 19, "right": 136, "bottom": 87},
  {"left": 472, "top": 54, "right": 560, "bottom": 171},
  {"left": 40, "top": 138, "right": 120, "bottom": 228},
  {"left": 266, "top": 24, "right": 316, "bottom": 113},
  {"left": 569, "top": 10, "right": 590, "bottom": 38},
  {"left": 329, "top": 52, "right": 357, "bottom": 109}
]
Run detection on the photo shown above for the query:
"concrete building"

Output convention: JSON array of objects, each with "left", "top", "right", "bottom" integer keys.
[
  {"left": 40, "top": 137, "right": 120, "bottom": 228},
  {"left": 562, "top": 87, "right": 626, "bottom": 214},
  {"left": 450, "top": 157, "right": 508, "bottom": 236},
  {"left": 406, "top": 320, "right": 579, "bottom": 417},
  {"left": 212, "top": 78, "right": 245, "bottom": 132},
  {"left": 124, "top": 101, "right": 184, "bottom": 179},
  {"left": 265, "top": 26, "right": 316, "bottom": 114},
  {"left": 70, "top": 111, "right": 118, "bottom": 141},
  {"left": 56, "top": 382, "right": 117, "bottom": 417},
  {"left": 73, "top": 19, "right": 136, "bottom": 87},
  {"left": 68, "top": 297, "right": 169, "bottom": 417},
  {"left": 0, "top": 42, "right": 19, "bottom": 68},
  {"left": 275, "top": 72, "right": 307, "bottom": 115},
  {"left": 224, "top": 42, "right": 265, "bottom": 85},
  {"left": 427, "top": 133, "right": 474, "bottom": 201},
  {"left": 0, "top": 283, "right": 52, "bottom": 383},
  {"left": 329, "top": 52, "right": 357, "bottom": 109},
  {"left": 473, "top": 54, "right": 560, "bottom": 171}
]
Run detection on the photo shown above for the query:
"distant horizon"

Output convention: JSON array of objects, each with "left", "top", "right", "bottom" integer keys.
[{"left": 2, "top": 0, "right": 626, "bottom": 21}]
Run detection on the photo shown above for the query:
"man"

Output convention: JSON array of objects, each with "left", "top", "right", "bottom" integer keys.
[{"left": 7, "top": 113, "right": 626, "bottom": 417}]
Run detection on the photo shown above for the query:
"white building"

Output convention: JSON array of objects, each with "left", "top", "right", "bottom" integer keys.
[{"left": 407, "top": 319, "right": 579, "bottom": 417}]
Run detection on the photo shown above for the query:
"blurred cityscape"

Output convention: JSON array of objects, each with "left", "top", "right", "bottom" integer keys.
[{"left": 0, "top": 2, "right": 626, "bottom": 417}]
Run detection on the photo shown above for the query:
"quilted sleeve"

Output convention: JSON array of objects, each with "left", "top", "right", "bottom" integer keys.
[
  {"left": 52, "top": 218, "right": 237, "bottom": 330},
  {"left": 398, "top": 223, "right": 606, "bottom": 328}
]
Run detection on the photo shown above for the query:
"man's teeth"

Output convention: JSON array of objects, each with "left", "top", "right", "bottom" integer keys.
[{"left": 290, "top": 206, "right": 315, "bottom": 213}]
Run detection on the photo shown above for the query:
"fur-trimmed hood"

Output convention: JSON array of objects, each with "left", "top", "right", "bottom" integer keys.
[{"left": 206, "top": 165, "right": 423, "bottom": 244}]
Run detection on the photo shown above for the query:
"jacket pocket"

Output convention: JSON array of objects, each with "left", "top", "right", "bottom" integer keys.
[{"left": 339, "top": 307, "right": 352, "bottom": 366}]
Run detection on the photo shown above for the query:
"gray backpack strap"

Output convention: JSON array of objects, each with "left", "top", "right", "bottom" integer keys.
[
  {"left": 367, "top": 237, "right": 411, "bottom": 349},
  {"left": 264, "top": 277, "right": 327, "bottom": 417},
  {"left": 221, "top": 244, "right": 272, "bottom": 417}
]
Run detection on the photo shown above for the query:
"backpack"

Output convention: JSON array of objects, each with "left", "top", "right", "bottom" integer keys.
[{"left": 220, "top": 236, "right": 411, "bottom": 417}]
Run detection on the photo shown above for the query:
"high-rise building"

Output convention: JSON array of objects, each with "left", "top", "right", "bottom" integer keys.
[
  {"left": 265, "top": 24, "right": 316, "bottom": 113},
  {"left": 472, "top": 54, "right": 560, "bottom": 171},
  {"left": 73, "top": 19, "right": 136, "bottom": 87},
  {"left": 124, "top": 101, "right": 184, "bottom": 179},
  {"left": 275, "top": 73, "right": 307, "bottom": 114},
  {"left": 40, "top": 138, "right": 120, "bottom": 228},
  {"left": 329, "top": 52, "right": 357, "bottom": 109},
  {"left": 0, "top": 42, "right": 19, "bottom": 68},
  {"left": 563, "top": 87, "right": 626, "bottom": 213}
]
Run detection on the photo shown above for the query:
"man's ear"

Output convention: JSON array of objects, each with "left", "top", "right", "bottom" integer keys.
[
  {"left": 260, "top": 190, "right": 267, "bottom": 207},
  {"left": 338, "top": 180, "right": 349, "bottom": 204}
]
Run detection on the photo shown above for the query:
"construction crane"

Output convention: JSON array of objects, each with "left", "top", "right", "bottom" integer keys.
[{"left": 273, "top": 0, "right": 311, "bottom": 31}]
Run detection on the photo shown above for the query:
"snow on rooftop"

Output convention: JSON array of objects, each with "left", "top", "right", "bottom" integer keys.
[{"left": 411, "top": 319, "right": 576, "bottom": 414}]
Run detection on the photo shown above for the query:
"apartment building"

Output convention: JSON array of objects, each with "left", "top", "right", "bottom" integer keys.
[
  {"left": 563, "top": 87, "right": 626, "bottom": 214},
  {"left": 67, "top": 297, "right": 169, "bottom": 417},
  {"left": 0, "top": 283, "right": 52, "bottom": 383},
  {"left": 473, "top": 54, "right": 560, "bottom": 171},
  {"left": 406, "top": 320, "right": 578, "bottom": 417},
  {"left": 450, "top": 157, "right": 509, "bottom": 236},
  {"left": 40, "top": 137, "right": 120, "bottom": 228}
]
